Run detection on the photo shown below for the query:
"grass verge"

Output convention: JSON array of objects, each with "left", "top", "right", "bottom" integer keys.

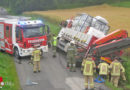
[{"left": 0, "top": 52, "right": 21, "bottom": 90}]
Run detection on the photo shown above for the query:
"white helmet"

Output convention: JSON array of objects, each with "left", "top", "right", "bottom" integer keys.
[{"left": 70, "top": 40, "right": 75, "bottom": 44}]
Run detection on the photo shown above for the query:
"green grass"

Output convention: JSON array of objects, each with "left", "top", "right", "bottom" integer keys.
[
  {"left": 105, "top": 80, "right": 123, "bottom": 90},
  {"left": 111, "top": 1, "right": 130, "bottom": 8},
  {"left": 45, "top": 21, "right": 61, "bottom": 35},
  {"left": 0, "top": 52, "right": 21, "bottom": 90},
  {"left": 122, "top": 56, "right": 130, "bottom": 85}
]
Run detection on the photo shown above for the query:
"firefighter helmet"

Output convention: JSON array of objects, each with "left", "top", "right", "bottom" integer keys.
[{"left": 70, "top": 40, "right": 75, "bottom": 44}]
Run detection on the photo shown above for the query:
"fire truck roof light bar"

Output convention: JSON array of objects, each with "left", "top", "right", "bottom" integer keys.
[{"left": 18, "top": 20, "right": 43, "bottom": 26}]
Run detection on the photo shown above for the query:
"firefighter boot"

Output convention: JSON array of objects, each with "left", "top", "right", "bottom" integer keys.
[
  {"left": 38, "top": 70, "right": 41, "bottom": 72},
  {"left": 33, "top": 71, "right": 37, "bottom": 73}
]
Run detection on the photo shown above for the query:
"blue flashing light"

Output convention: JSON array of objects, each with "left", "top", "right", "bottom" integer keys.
[
  {"left": 18, "top": 20, "right": 44, "bottom": 29},
  {"left": 18, "top": 21, "right": 26, "bottom": 25}
]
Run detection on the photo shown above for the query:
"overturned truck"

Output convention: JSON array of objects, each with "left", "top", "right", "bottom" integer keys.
[{"left": 57, "top": 13, "right": 130, "bottom": 65}]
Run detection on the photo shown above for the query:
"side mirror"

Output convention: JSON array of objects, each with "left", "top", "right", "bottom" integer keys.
[{"left": 45, "top": 25, "right": 50, "bottom": 35}]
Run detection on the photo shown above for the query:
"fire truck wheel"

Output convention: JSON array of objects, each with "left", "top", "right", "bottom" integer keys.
[{"left": 14, "top": 48, "right": 20, "bottom": 59}]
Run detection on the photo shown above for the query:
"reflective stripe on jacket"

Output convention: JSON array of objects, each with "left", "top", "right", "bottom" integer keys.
[
  {"left": 32, "top": 49, "right": 41, "bottom": 61},
  {"left": 53, "top": 37, "right": 57, "bottom": 46},
  {"left": 98, "top": 62, "right": 109, "bottom": 75},
  {"left": 110, "top": 61, "right": 124, "bottom": 76},
  {"left": 67, "top": 45, "right": 77, "bottom": 57},
  {"left": 83, "top": 58, "right": 96, "bottom": 76}
]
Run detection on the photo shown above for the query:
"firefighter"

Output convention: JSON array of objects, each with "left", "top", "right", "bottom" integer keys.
[
  {"left": 98, "top": 60, "right": 110, "bottom": 80},
  {"left": 47, "top": 32, "right": 52, "bottom": 48},
  {"left": 31, "top": 46, "right": 41, "bottom": 73},
  {"left": 110, "top": 57, "right": 126, "bottom": 87},
  {"left": 52, "top": 34, "right": 57, "bottom": 57},
  {"left": 83, "top": 55, "right": 96, "bottom": 90},
  {"left": 81, "top": 57, "right": 86, "bottom": 73},
  {"left": 67, "top": 40, "right": 77, "bottom": 72}
]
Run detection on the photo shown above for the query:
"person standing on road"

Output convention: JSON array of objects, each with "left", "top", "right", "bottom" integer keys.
[
  {"left": 52, "top": 34, "right": 57, "bottom": 57},
  {"left": 67, "top": 40, "right": 77, "bottom": 72},
  {"left": 47, "top": 32, "right": 52, "bottom": 48},
  {"left": 98, "top": 59, "right": 110, "bottom": 80},
  {"left": 31, "top": 46, "right": 41, "bottom": 73},
  {"left": 83, "top": 55, "right": 96, "bottom": 90},
  {"left": 110, "top": 57, "right": 126, "bottom": 87}
]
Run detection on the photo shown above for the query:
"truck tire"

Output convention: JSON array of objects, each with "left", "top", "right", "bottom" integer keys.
[{"left": 14, "top": 48, "right": 20, "bottom": 59}]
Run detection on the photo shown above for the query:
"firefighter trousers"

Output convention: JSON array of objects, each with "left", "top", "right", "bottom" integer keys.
[
  {"left": 52, "top": 46, "right": 56, "bottom": 56},
  {"left": 33, "top": 61, "right": 40, "bottom": 72},
  {"left": 121, "top": 72, "right": 126, "bottom": 80},
  {"left": 84, "top": 75, "right": 94, "bottom": 89},
  {"left": 111, "top": 76, "right": 120, "bottom": 87},
  {"left": 68, "top": 56, "right": 76, "bottom": 71}
]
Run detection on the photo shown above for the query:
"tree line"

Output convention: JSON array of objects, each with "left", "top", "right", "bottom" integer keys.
[{"left": 0, "top": 0, "right": 127, "bottom": 14}]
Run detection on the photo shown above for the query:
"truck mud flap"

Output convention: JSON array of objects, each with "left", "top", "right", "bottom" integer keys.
[{"left": 92, "top": 38, "right": 130, "bottom": 56}]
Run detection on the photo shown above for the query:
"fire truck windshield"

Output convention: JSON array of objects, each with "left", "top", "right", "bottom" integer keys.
[{"left": 23, "top": 26, "right": 45, "bottom": 38}]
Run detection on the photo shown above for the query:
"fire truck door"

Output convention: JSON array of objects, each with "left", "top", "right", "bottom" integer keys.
[
  {"left": 0, "top": 23, "right": 5, "bottom": 49},
  {"left": 4, "top": 24, "right": 13, "bottom": 54}
]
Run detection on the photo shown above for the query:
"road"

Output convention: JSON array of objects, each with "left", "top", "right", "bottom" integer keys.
[{"left": 15, "top": 49, "right": 110, "bottom": 90}]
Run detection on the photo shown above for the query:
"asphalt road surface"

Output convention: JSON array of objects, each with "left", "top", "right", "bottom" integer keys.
[{"left": 15, "top": 49, "right": 110, "bottom": 90}]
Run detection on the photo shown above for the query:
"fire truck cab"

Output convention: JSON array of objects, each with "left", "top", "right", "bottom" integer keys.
[{"left": 0, "top": 16, "right": 48, "bottom": 58}]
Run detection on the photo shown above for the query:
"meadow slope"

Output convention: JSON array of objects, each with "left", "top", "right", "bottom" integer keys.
[{"left": 25, "top": 4, "right": 130, "bottom": 35}]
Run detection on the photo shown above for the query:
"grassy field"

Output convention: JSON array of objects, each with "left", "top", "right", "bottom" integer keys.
[
  {"left": 0, "top": 52, "right": 21, "bottom": 90},
  {"left": 111, "top": 1, "right": 130, "bottom": 8},
  {"left": 24, "top": 4, "right": 130, "bottom": 36}
]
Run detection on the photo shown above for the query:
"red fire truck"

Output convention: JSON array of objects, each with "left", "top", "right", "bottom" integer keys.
[{"left": 0, "top": 16, "right": 49, "bottom": 58}]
